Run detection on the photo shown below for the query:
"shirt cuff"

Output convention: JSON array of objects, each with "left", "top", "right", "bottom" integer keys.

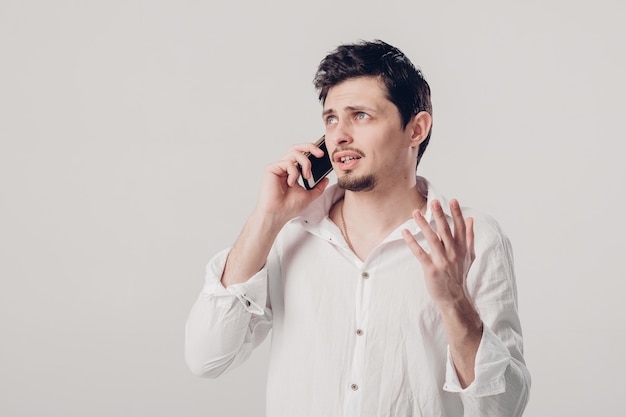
[
  {"left": 443, "top": 324, "right": 512, "bottom": 396},
  {"left": 201, "top": 248, "right": 268, "bottom": 316}
]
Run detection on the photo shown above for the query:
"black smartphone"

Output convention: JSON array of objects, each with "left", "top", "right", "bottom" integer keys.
[{"left": 301, "top": 136, "right": 333, "bottom": 190}]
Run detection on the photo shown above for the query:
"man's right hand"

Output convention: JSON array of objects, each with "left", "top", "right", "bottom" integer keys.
[
  {"left": 254, "top": 143, "right": 330, "bottom": 226},
  {"left": 221, "top": 143, "right": 329, "bottom": 287}
]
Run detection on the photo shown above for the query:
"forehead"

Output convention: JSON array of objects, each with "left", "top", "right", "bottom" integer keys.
[{"left": 323, "top": 76, "right": 390, "bottom": 112}]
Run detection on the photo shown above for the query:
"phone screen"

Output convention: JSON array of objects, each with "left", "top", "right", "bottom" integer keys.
[{"left": 302, "top": 136, "right": 333, "bottom": 190}]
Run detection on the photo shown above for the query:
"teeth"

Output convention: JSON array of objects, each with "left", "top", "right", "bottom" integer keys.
[{"left": 340, "top": 156, "right": 359, "bottom": 162}]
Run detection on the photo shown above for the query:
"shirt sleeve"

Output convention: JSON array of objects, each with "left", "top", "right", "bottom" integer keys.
[
  {"left": 443, "top": 325, "right": 514, "bottom": 395},
  {"left": 184, "top": 248, "right": 273, "bottom": 378},
  {"left": 442, "top": 215, "right": 531, "bottom": 416},
  {"left": 201, "top": 248, "right": 269, "bottom": 315}
]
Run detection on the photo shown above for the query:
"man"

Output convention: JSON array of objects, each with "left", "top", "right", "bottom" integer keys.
[{"left": 185, "top": 40, "right": 531, "bottom": 416}]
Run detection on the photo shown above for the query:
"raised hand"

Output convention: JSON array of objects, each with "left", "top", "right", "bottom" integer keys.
[
  {"left": 402, "top": 199, "right": 475, "bottom": 308},
  {"left": 402, "top": 198, "right": 482, "bottom": 387}
]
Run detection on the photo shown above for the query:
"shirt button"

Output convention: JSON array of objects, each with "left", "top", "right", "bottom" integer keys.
[
  {"left": 356, "top": 329, "right": 364, "bottom": 336},
  {"left": 350, "top": 384, "right": 359, "bottom": 391},
  {"left": 361, "top": 272, "right": 369, "bottom": 279},
  {"left": 245, "top": 300, "right": 251, "bottom": 307}
]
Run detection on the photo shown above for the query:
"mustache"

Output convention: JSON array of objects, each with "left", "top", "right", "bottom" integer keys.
[{"left": 331, "top": 147, "right": 366, "bottom": 159}]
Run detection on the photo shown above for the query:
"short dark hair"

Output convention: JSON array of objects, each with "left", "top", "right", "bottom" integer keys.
[{"left": 313, "top": 39, "right": 433, "bottom": 167}]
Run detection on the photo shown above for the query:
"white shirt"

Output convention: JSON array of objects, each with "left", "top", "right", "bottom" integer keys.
[{"left": 185, "top": 177, "right": 531, "bottom": 417}]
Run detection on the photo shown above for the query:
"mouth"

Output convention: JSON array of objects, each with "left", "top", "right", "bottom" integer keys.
[{"left": 333, "top": 150, "right": 364, "bottom": 170}]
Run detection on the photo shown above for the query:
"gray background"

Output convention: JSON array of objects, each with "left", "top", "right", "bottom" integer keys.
[{"left": 1, "top": 0, "right": 624, "bottom": 416}]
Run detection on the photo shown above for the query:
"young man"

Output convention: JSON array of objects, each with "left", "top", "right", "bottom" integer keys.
[{"left": 185, "top": 40, "right": 531, "bottom": 416}]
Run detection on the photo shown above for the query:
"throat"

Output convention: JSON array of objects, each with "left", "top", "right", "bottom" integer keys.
[
  {"left": 336, "top": 198, "right": 407, "bottom": 260},
  {"left": 333, "top": 188, "right": 427, "bottom": 258}
]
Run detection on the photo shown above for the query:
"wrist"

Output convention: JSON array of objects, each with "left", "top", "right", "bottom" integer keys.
[
  {"left": 249, "top": 207, "right": 290, "bottom": 233},
  {"left": 437, "top": 296, "right": 483, "bottom": 337}
]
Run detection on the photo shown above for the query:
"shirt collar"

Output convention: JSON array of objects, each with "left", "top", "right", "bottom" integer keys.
[
  {"left": 293, "top": 176, "right": 453, "bottom": 233},
  {"left": 417, "top": 175, "right": 453, "bottom": 223}
]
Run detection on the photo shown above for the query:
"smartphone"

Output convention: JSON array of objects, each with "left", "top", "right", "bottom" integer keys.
[{"left": 300, "top": 136, "right": 333, "bottom": 190}]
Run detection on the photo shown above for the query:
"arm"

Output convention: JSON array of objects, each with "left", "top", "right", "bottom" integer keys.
[
  {"left": 185, "top": 249, "right": 272, "bottom": 377},
  {"left": 453, "top": 220, "right": 530, "bottom": 416},
  {"left": 403, "top": 199, "right": 482, "bottom": 386},
  {"left": 222, "top": 142, "right": 329, "bottom": 286},
  {"left": 185, "top": 143, "right": 329, "bottom": 377},
  {"left": 403, "top": 199, "right": 530, "bottom": 415}
]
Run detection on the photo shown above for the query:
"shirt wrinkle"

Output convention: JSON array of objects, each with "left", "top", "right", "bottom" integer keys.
[{"left": 185, "top": 176, "right": 531, "bottom": 417}]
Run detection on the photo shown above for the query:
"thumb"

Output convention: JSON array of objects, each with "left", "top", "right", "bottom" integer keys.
[{"left": 308, "top": 177, "right": 330, "bottom": 200}]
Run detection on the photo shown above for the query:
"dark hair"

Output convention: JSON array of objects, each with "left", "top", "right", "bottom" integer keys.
[{"left": 313, "top": 39, "right": 432, "bottom": 167}]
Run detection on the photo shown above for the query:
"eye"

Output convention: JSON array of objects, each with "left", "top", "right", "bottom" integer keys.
[
  {"left": 356, "top": 112, "right": 370, "bottom": 120},
  {"left": 326, "top": 115, "right": 338, "bottom": 125}
]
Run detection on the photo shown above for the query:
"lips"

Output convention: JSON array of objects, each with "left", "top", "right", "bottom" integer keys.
[{"left": 333, "top": 150, "right": 363, "bottom": 170}]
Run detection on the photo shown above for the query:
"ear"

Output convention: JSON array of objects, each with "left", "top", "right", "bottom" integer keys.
[{"left": 408, "top": 111, "right": 432, "bottom": 148}]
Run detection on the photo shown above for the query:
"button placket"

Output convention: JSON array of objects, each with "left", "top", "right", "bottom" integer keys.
[{"left": 347, "top": 267, "right": 371, "bottom": 404}]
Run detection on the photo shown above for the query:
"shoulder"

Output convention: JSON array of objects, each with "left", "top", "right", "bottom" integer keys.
[
  {"left": 461, "top": 205, "right": 515, "bottom": 266},
  {"left": 420, "top": 176, "right": 511, "bottom": 248},
  {"left": 462, "top": 206, "right": 506, "bottom": 239}
]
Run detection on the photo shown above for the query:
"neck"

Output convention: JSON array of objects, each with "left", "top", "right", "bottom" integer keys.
[
  {"left": 331, "top": 179, "right": 427, "bottom": 260},
  {"left": 341, "top": 179, "right": 426, "bottom": 230}
]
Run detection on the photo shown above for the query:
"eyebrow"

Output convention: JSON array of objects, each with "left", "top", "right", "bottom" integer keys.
[{"left": 322, "top": 105, "right": 377, "bottom": 116}]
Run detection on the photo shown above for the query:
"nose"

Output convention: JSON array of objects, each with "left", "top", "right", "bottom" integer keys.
[{"left": 327, "top": 120, "right": 353, "bottom": 147}]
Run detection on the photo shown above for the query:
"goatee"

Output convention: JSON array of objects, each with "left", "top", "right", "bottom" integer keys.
[{"left": 338, "top": 173, "right": 377, "bottom": 192}]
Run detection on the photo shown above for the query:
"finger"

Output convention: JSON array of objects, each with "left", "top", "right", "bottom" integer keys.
[
  {"left": 286, "top": 143, "right": 325, "bottom": 166},
  {"left": 402, "top": 228, "right": 431, "bottom": 265},
  {"left": 284, "top": 150, "right": 312, "bottom": 163},
  {"left": 411, "top": 208, "right": 443, "bottom": 253},
  {"left": 431, "top": 200, "right": 454, "bottom": 249},
  {"left": 286, "top": 160, "right": 302, "bottom": 186},
  {"left": 309, "top": 146, "right": 325, "bottom": 158},
  {"left": 269, "top": 159, "right": 301, "bottom": 187},
  {"left": 450, "top": 199, "right": 467, "bottom": 246},
  {"left": 465, "top": 217, "right": 475, "bottom": 262},
  {"left": 288, "top": 151, "right": 323, "bottom": 180},
  {"left": 288, "top": 142, "right": 325, "bottom": 156},
  {"left": 283, "top": 142, "right": 326, "bottom": 178},
  {"left": 276, "top": 157, "right": 308, "bottom": 183}
]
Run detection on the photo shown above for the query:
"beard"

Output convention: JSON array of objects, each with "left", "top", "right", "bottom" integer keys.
[{"left": 337, "top": 172, "right": 377, "bottom": 192}]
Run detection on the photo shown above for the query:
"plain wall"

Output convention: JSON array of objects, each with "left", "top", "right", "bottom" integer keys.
[{"left": 1, "top": 0, "right": 625, "bottom": 416}]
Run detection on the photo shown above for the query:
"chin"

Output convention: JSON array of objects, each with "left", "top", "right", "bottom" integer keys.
[{"left": 338, "top": 173, "right": 377, "bottom": 192}]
